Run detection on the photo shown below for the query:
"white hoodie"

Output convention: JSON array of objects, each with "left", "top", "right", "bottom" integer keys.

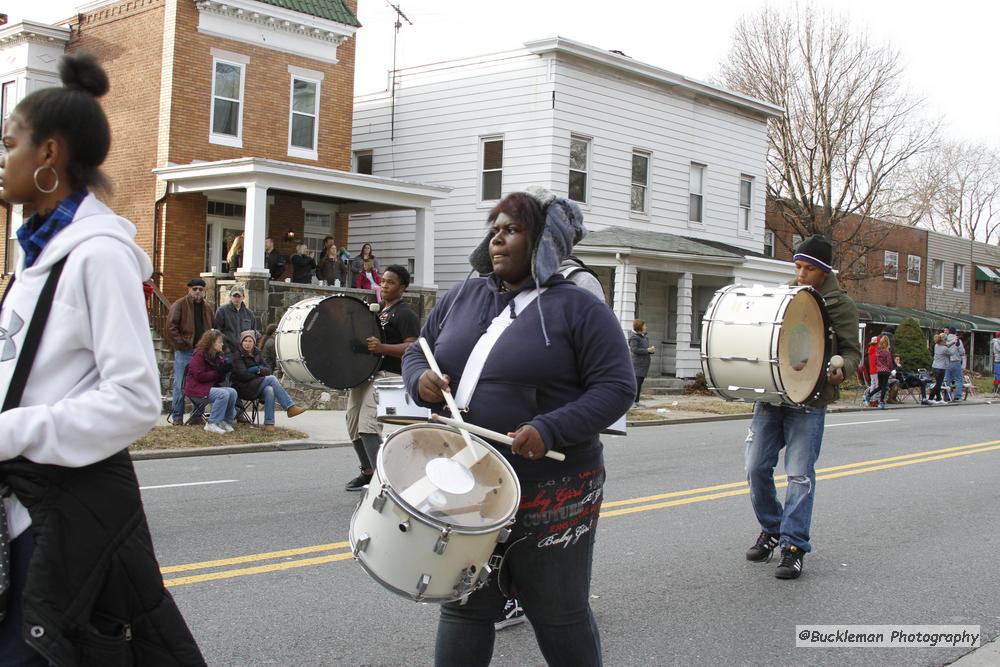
[{"left": 1, "top": 193, "right": 161, "bottom": 539}]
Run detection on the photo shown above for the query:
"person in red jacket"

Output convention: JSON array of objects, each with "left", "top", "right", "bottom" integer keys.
[
  {"left": 184, "top": 329, "right": 238, "bottom": 434},
  {"left": 874, "top": 335, "right": 893, "bottom": 409},
  {"left": 863, "top": 336, "right": 879, "bottom": 405}
]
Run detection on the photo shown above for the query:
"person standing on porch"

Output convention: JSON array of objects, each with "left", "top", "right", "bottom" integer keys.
[
  {"left": 743, "top": 235, "right": 860, "bottom": 580},
  {"left": 290, "top": 244, "right": 316, "bottom": 284},
  {"left": 264, "top": 237, "right": 286, "bottom": 281}
]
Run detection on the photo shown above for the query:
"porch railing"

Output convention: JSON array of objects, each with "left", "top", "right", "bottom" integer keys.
[{"left": 146, "top": 283, "right": 171, "bottom": 342}]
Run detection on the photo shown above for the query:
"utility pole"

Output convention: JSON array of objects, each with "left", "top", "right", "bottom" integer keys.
[{"left": 387, "top": 2, "right": 412, "bottom": 142}]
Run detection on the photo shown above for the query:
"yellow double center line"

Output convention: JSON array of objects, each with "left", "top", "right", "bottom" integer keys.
[{"left": 162, "top": 438, "right": 1000, "bottom": 587}]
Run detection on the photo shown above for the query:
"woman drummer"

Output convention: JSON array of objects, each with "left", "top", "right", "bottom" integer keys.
[{"left": 402, "top": 187, "right": 634, "bottom": 666}]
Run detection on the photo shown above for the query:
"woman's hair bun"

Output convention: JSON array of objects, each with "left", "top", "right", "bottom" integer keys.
[{"left": 59, "top": 53, "right": 110, "bottom": 98}]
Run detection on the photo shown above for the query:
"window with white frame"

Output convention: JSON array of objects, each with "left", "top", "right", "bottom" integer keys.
[
  {"left": 906, "top": 255, "right": 921, "bottom": 283},
  {"left": 288, "top": 76, "right": 320, "bottom": 158},
  {"left": 630, "top": 150, "right": 650, "bottom": 213},
  {"left": 953, "top": 264, "right": 966, "bottom": 291},
  {"left": 304, "top": 210, "right": 334, "bottom": 256},
  {"left": 689, "top": 163, "right": 704, "bottom": 223},
  {"left": 738, "top": 175, "right": 753, "bottom": 232},
  {"left": 354, "top": 150, "right": 373, "bottom": 175},
  {"left": 763, "top": 230, "right": 774, "bottom": 257},
  {"left": 210, "top": 57, "right": 246, "bottom": 147},
  {"left": 1, "top": 80, "right": 15, "bottom": 122},
  {"left": 883, "top": 250, "right": 898, "bottom": 279},
  {"left": 480, "top": 137, "right": 503, "bottom": 201},
  {"left": 791, "top": 234, "right": 803, "bottom": 254},
  {"left": 931, "top": 259, "right": 944, "bottom": 288},
  {"left": 569, "top": 136, "right": 590, "bottom": 203}
]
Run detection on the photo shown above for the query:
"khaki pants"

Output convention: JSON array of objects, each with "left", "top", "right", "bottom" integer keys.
[{"left": 346, "top": 370, "right": 391, "bottom": 439}]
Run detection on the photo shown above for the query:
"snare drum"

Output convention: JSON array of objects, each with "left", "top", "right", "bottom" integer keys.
[
  {"left": 375, "top": 377, "right": 431, "bottom": 424},
  {"left": 349, "top": 423, "right": 520, "bottom": 603},
  {"left": 700, "top": 284, "right": 831, "bottom": 405},
  {"left": 275, "top": 294, "right": 381, "bottom": 389}
]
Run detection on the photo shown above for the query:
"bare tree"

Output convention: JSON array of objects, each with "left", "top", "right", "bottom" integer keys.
[
  {"left": 718, "top": 6, "right": 937, "bottom": 269},
  {"left": 902, "top": 142, "right": 1000, "bottom": 243}
]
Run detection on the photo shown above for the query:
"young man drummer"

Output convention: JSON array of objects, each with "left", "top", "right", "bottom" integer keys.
[
  {"left": 344, "top": 265, "right": 420, "bottom": 491},
  {"left": 744, "top": 235, "right": 860, "bottom": 579}
]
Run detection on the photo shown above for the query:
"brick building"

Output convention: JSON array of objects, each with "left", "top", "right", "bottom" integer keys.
[
  {"left": 1, "top": 0, "right": 447, "bottom": 303},
  {"left": 766, "top": 198, "right": 1000, "bottom": 370}
]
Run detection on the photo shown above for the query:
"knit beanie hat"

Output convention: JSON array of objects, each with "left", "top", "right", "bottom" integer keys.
[
  {"left": 239, "top": 330, "right": 257, "bottom": 344},
  {"left": 467, "top": 186, "right": 586, "bottom": 285},
  {"left": 793, "top": 235, "right": 833, "bottom": 272}
]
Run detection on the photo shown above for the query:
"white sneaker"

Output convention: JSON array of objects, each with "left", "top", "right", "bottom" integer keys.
[
  {"left": 222, "top": 422, "right": 235, "bottom": 433},
  {"left": 204, "top": 422, "right": 226, "bottom": 434}
]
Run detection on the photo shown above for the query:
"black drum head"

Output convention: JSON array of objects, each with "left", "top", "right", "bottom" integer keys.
[{"left": 300, "top": 295, "right": 382, "bottom": 389}]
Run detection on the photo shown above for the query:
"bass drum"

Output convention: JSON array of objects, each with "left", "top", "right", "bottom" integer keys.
[
  {"left": 349, "top": 423, "right": 520, "bottom": 603},
  {"left": 275, "top": 294, "right": 382, "bottom": 389},
  {"left": 700, "top": 284, "right": 831, "bottom": 405}
]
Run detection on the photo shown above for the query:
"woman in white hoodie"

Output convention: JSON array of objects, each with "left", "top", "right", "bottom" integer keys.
[{"left": 0, "top": 54, "right": 203, "bottom": 664}]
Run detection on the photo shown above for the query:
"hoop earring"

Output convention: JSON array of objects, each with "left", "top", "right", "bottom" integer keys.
[{"left": 33, "top": 165, "right": 59, "bottom": 194}]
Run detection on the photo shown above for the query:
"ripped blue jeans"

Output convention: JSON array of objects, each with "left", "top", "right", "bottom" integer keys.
[{"left": 745, "top": 402, "right": 826, "bottom": 552}]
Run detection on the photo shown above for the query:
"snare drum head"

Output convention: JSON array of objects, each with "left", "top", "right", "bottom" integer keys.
[
  {"left": 301, "top": 295, "right": 382, "bottom": 389},
  {"left": 777, "top": 289, "right": 828, "bottom": 403},
  {"left": 379, "top": 424, "right": 519, "bottom": 530}
]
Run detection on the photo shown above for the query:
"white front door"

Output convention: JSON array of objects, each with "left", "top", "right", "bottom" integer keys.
[{"left": 637, "top": 270, "right": 673, "bottom": 376}]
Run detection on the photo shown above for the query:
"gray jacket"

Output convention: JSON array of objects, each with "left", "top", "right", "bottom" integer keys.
[
  {"left": 992, "top": 337, "right": 1000, "bottom": 363},
  {"left": 629, "top": 331, "right": 652, "bottom": 378},
  {"left": 214, "top": 302, "right": 259, "bottom": 352},
  {"left": 932, "top": 343, "right": 951, "bottom": 370}
]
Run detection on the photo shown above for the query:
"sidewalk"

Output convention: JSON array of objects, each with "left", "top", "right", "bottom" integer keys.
[{"left": 135, "top": 394, "right": 997, "bottom": 460}]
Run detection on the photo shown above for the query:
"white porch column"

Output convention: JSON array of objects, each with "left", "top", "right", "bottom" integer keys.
[
  {"left": 612, "top": 258, "right": 637, "bottom": 335},
  {"left": 675, "top": 272, "right": 696, "bottom": 378},
  {"left": 414, "top": 207, "right": 435, "bottom": 287},
  {"left": 238, "top": 183, "right": 268, "bottom": 275}
]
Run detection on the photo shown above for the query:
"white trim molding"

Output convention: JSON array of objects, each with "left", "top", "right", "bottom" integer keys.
[{"left": 195, "top": 0, "right": 358, "bottom": 64}]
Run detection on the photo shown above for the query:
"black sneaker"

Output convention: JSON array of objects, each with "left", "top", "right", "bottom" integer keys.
[
  {"left": 494, "top": 598, "right": 526, "bottom": 631},
  {"left": 345, "top": 470, "right": 372, "bottom": 492},
  {"left": 775, "top": 545, "right": 805, "bottom": 579},
  {"left": 746, "top": 531, "right": 780, "bottom": 562}
]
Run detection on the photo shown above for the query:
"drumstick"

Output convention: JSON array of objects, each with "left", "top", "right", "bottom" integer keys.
[
  {"left": 417, "top": 337, "right": 476, "bottom": 452},
  {"left": 431, "top": 413, "right": 566, "bottom": 462}
]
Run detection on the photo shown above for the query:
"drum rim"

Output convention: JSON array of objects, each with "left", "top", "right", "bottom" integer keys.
[{"left": 376, "top": 422, "right": 521, "bottom": 534}]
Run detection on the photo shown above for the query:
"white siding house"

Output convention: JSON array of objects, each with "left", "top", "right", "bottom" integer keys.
[{"left": 352, "top": 37, "right": 787, "bottom": 377}]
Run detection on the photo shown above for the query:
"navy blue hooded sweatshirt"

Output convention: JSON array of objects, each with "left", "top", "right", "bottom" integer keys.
[{"left": 402, "top": 274, "right": 635, "bottom": 481}]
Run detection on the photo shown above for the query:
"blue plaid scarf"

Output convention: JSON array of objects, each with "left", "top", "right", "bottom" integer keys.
[{"left": 17, "top": 189, "right": 88, "bottom": 269}]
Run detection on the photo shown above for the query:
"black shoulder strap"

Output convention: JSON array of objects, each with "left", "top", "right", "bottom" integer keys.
[{"left": 1, "top": 257, "right": 69, "bottom": 412}]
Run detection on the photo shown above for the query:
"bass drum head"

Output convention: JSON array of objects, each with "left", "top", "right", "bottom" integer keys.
[
  {"left": 301, "top": 295, "right": 382, "bottom": 389},
  {"left": 777, "top": 289, "right": 828, "bottom": 403},
  {"left": 379, "top": 424, "right": 519, "bottom": 532}
]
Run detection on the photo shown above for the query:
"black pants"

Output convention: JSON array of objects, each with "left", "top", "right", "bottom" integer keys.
[
  {"left": 929, "top": 368, "right": 946, "bottom": 401},
  {"left": 877, "top": 372, "right": 890, "bottom": 404},
  {"left": 635, "top": 376, "right": 645, "bottom": 402},
  {"left": 0, "top": 534, "right": 48, "bottom": 666}
]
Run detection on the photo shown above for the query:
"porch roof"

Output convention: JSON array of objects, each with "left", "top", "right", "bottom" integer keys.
[
  {"left": 578, "top": 226, "right": 745, "bottom": 265},
  {"left": 153, "top": 157, "right": 450, "bottom": 210},
  {"left": 858, "top": 303, "right": 1000, "bottom": 332}
]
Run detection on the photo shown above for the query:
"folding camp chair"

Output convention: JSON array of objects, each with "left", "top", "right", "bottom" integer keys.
[
  {"left": 236, "top": 398, "right": 261, "bottom": 426},
  {"left": 184, "top": 396, "right": 209, "bottom": 425}
]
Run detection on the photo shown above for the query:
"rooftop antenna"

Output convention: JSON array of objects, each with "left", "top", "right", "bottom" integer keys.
[{"left": 387, "top": 1, "right": 412, "bottom": 142}]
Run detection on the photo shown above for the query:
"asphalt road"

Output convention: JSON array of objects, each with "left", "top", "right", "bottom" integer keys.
[{"left": 135, "top": 403, "right": 1000, "bottom": 666}]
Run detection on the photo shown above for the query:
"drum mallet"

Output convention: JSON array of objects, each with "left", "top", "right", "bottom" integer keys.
[{"left": 431, "top": 413, "right": 566, "bottom": 462}]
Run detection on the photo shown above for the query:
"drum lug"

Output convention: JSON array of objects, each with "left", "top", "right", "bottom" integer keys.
[
  {"left": 372, "top": 487, "right": 388, "bottom": 513},
  {"left": 415, "top": 573, "right": 432, "bottom": 600},
  {"left": 353, "top": 533, "right": 370, "bottom": 556},
  {"left": 453, "top": 565, "right": 480, "bottom": 601},
  {"left": 496, "top": 526, "right": 512, "bottom": 544},
  {"left": 398, "top": 518, "right": 411, "bottom": 533},
  {"left": 433, "top": 527, "right": 452, "bottom": 555}
]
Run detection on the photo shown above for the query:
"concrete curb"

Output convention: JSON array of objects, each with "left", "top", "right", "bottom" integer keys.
[{"left": 132, "top": 398, "right": 997, "bottom": 460}]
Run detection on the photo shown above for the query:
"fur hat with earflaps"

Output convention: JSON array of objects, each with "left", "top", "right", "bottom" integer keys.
[{"left": 467, "top": 185, "right": 586, "bottom": 286}]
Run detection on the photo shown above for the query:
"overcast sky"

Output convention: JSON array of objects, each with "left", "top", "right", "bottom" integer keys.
[{"left": 8, "top": 0, "right": 998, "bottom": 146}]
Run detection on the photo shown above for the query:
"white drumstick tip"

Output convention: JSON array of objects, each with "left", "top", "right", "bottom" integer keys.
[
  {"left": 829, "top": 354, "right": 844, "bottom": 370},
  {"left": 369, "top": 302, "right": 380, "bottom": 313}
]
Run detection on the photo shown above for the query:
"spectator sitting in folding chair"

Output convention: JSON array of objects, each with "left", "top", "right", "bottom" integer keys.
[
  {"left": 185, "top": 329, "right": 238, "bottom": 434},
  {"left": 889, "top": 356, "right": 930, "bottom": 405},
  {"left": 230, "top": 330, "right": 307, "bottom": 432}
]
